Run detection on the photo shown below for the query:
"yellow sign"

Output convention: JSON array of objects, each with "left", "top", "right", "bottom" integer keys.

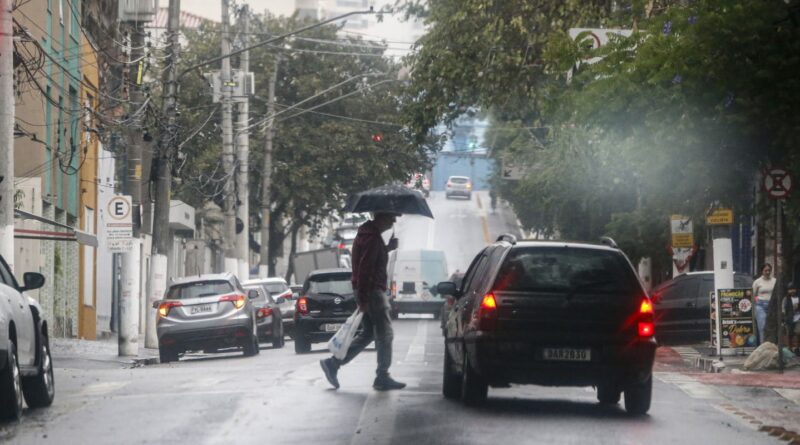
[
  {"left": 672, "top": 233, "right": 694, "bottom": 248},
  {"left": 706, "top": 209, "right": 733, "bottom": 225}
]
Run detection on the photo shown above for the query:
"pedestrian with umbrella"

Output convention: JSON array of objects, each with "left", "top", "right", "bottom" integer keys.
[{"left": 320, "top": 185, "right": 433, "bottom": 391}]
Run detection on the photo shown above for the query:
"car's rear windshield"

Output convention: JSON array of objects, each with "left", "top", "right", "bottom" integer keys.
[
  {"left": 306, "top": 274, "right": 353, "bottom": 296},
  {"left": 494, "top": 247, "right": 641, "bottom": 294},
  {"left": 263, "top": 283, "right": 288, "bottom": 294},
  {"left": 450, "top": 177, "right": 469, "bottom": 184},
  {"left": 167, "top": 280, "right": 234, "bottom": 300}
]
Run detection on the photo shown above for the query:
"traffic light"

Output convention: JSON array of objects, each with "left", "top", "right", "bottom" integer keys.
[{"left": 372, "top": 133, "right": 383, "bottom": 142}]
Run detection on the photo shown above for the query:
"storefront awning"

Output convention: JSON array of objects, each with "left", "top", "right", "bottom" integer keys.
[{"left": 14, "top": 209, "right": 98, "bottom": 247}]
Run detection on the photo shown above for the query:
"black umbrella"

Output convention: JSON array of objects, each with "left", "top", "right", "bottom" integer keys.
[{"left": 344, "top": 184, "right": 434, "bottom": 219}]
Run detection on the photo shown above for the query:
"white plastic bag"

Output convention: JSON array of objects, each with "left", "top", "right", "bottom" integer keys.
[{"left": 327, "top": 310, "right": 364, "bottom": 360}]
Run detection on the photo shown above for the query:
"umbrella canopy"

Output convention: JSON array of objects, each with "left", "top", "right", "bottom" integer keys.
[{"left": 344, "top": 184, "right": 434, "bottom": 219}]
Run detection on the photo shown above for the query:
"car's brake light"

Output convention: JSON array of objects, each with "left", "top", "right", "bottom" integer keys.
[
  {"left": 158, "top": 301, "right": 182, "bottom": 317},
  {"left": 219, "top": 294, "right": 246, "bottom": 309},
  {"left": 257, "top": 307, "right": 273, "bottom": 318},
  {"left": 391, "top": 281, "right": 397, "bottom": 298},
  {"left": 297, "top": 297, "right": 309, "bottom": 315},
  {"left": 478, "top": 293, "right": 498, "bottom": 330},
  {"left": 638, "top": 297, "right": 655, "bottom": 338},
  {"left": 338, "top": 242, "right": 346, "bottom": 250}
]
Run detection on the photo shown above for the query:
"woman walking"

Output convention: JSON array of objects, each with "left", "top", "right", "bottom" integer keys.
[{"left": 753, "top": 263, "right": 776, "bottom": 344}]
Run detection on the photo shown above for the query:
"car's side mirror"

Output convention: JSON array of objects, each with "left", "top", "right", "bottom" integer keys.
[
  {"left": 276, "top": 296, "right": 286, "bottom": 305},
  {"left": 248, "top": 290, "right": 259, "bottom": 300},
  {"left": 437, "top": 281, "right": 458, "bottom": 297},
  {"left": 20, "top": 272, "right": 45, "bottom": 292}
]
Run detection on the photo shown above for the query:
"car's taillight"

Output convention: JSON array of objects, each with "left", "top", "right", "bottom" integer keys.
[
  {"left": 338, "top": 242, "right": 346, "bottom": 250},
  {"left": 220, "top": 294, "right": 246, "bottom": 309},
  {"left": 257, "top": 307, "right": 273, "bottom": 318},
  {"left": 158, "top": 301, "right": 182, "bottom": 317},
  {"left": 478, "top": 293, "right": 498, "bottom": 330},
  {"left": 391, "top": 281, "right": 397, "bottom": 298},
  {"left": 638, "top": 297, "right": 655, "bottom": 338},
  {"left": 297, "top": 297, "right": 309, "bottom": 315},
  {"left": 446, "top": 182, "right": 452, "bottom": 188}
]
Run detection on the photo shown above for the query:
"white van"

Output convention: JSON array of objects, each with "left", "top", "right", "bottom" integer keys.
[{"left": 387, "top": 249, "right": 448, "bottom": 318}]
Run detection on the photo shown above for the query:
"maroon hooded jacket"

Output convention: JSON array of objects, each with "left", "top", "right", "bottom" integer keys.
[{"left": 350, "top": 220, "right": 388, "bottom": 306}]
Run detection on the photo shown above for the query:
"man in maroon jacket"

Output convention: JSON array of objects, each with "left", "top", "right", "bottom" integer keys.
[{"left": 320, "top": 212, "right": 406, "bottom": 391}]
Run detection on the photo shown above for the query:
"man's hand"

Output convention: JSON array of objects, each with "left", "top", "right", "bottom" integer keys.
[
  {"left": 356, "top": 291, "right": 370, "bottom": 312},
  {"left": 387, "top": 236, "right": 399, "bottom": 251}
]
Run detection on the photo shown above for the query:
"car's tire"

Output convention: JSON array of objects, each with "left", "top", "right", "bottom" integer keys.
[
  {"left": 442, "top": 343, "right": 461, "bottom": 399},
  {"left": 243, "top": 333, "right": 259, "bottom": 357},
  {"left": 272, "top": 332, "right": 285, "bottom": 349},
  {"left": 624, "top": 375, "right": 652, "bottom": 415},
  {"left": 22, "top": 331, "right": 55, "bottom": 409},
  {"left": 433, "top": 310, "right": 441, "bottom": 320},
  {"left": 0, "top": 341, "right": 24, "bottom": 421},
  {"left": 390, "top": 310, "right": 399, "bottom": 320},
  {"left": 159, "top": 346, "right": 179, "bottom": 363},
  {"left": 597, "top": 384, "right": 621, "bottom": 405},
  {"left": 294, "top": 336, "right": 311, "bottom": 354},
  {"left": 461, "top": 350, "right": 488, "bottom": 405}
]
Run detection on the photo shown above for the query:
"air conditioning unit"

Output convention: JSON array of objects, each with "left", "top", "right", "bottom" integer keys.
[{"left": 118, "top": 0, "right": 158, "bottom": 23}]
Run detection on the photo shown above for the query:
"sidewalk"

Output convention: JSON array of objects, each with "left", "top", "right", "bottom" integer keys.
[
  {"left": 662, "top": 343, "right": 800, "bottom": 389},
  {"left": 50, "top": 334, "right": 159, "bottom": 367}
]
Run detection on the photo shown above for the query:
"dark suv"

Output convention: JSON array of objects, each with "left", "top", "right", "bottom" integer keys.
[
  {"left": 652, "top": 271, "right": 752, "bottom": 343},
  {"left": 293, "top": 269, "right": 357, "bottom": 354},
  {"left": 439, "top": 236, "right": 656, "bottom": 414}
]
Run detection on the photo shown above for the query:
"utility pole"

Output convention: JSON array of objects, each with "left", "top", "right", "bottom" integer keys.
[
  {"left": 148, "top": 0, "right": 181, "bottom": 350},
  {"left": 221, "top": 0, "right": 237, "bottom": 274},
  {"left": 0, "top": 0, "right": 15, "bottom": 269},
  {"left": 120, "top": 22, "right": 147, "bottom": 355},
  {"left": 259, "top": 58, "right": 278, "bottom": 278},
  {"left": 235, "top": 5, "right": 250, "bottom": 280}
]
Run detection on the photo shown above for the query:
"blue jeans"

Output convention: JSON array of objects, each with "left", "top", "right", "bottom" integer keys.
[{"left": 755, "top": 300, "right": 769, "bottom": 344}]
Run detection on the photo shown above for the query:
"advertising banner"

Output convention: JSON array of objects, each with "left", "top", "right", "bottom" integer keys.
[{"left": 711, "top": 288, "right": 756, "bottom": 350}]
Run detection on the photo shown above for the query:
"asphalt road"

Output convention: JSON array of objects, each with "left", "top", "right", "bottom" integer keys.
[{"left": 0, "top": 191, "right": 783, "bottom": 444}]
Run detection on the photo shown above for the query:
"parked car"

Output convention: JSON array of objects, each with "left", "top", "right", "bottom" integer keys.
[
  {"left": 439, "top": 236, "right": 656, "bottom": 414},
  {"left": 387, "top": 249, "right": 449, "bottom": 319},
  {"left": 293, "top": 269, "right": 357, "bottom": 354},
  {"left": 155, "top": 273, "right": 259, "bottom": 363},
  {"left": 0, "top": 255, "right": 54, "bottom": 420},
  {"left": 651, "top": 271, "right": 752, "bottom": 344},
  {"left": 242, "top": 284, "right": 285, "bottom": 348},
  {"left": 290, "top": 284, "right": 303, "bottom": 299},
  {"left": 244, "top": 277, "right": 295, "bottom": 337},
  {"left": 445, "top": 175, "right": 472, "bottom": 199}
]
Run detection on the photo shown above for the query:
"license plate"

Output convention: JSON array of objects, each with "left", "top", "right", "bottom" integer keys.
[
  {"left": 542, "top": 348, "right": 591, "bottom": 362},
  {"left": 190, "top": 304, "right": 213, "bottom": 315},
  {"left": 324, "top": 323, "right": 342, "bottom": 332}
]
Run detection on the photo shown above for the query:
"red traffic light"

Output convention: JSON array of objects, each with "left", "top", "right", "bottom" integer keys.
[{"left": 372, "top": 133, "right": 383, "bottom": 142}]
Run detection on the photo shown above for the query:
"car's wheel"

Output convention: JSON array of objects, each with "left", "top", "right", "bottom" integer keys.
[
  {"left": 159, "top": 346, "right": 179, "bottom": 363},
  {"left": 461, "top": 350, "right": 488, "bottom": 405},
  {"left": 597, "top": 384, "right": 621, "bottom": 405},
  {"left": 433, "top": 310, "right": 441, "bottom": 320},
  {"left": 243, "top": 333, "right": 259, "bottom": 357},
  {"left": 0, "top": 341, "right": 24, "bottom": 421},
  {"left": 272, "top": 332, "right": 285, "bottom": 349},
  {"left": 390, "top": 309, "right": 399, "bottom": 320},
  {"left": 294, "top": 336, "right": 311, "bottom": 354},
  {"left": 624, "top": 375, "right": 652, "bottom": 415},
  {"left": 442, "top": 343, "right": 461, "bottom": 399},
  {"left": 22, "top": 332, "right": 55, "bottom": 409}
]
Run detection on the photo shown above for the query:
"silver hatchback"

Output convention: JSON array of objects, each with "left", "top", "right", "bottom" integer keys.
[{"left": 155, "top": 273, "right": 259, "bottom": 363}]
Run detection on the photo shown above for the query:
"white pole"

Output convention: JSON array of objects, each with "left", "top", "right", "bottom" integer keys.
[
  {"left": 712, "top": 226, "right": 734, "bottom": 356},
  {"left": 119, "top": 241, "right": 141, "bottom": 355},
  {"left": 145, "top": 253, "right": 167, "bottom": 348},
  {"left": 221, "top": 0, "right": 237, "bottom": 274},
  {"left": 0, "top": 0, "right": 15, "bottom": 269},
  {"left": 235, "top": 5, "right": 250, "bottom": 281}
]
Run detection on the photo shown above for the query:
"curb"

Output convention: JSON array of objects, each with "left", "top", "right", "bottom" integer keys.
[
  {"left": 130, "top": 356, "right": 160, "bottom": 367},
  {"left": 691, "top": 355, "right": 728, "bottom": 373}
]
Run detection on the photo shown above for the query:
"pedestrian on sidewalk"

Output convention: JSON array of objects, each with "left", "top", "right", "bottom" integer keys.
[
  {"left": 320, "top": 211, "right": 406, "bottom": 391},
  {"left": 753, "top": 263, "right": 776, "bottom": 344}
]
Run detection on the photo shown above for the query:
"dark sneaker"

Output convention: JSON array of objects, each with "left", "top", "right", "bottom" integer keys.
[
  {"left": 320, "top": 358, "right": 340, "bottom": 389},
  {"left": 373, "top": 375, "right": 406, "bottom": 391}
]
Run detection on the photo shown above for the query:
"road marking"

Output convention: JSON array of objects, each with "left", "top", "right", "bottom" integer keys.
[
  {"left": 655, "top": 372, "right": 722, "bottom": 399},
  {"left": 775, "top": 388, "right": 800, "bottom": 405},
  {"left": 351, "top": 391, "right": 400, "bottom": 445},
  {"left": 403, "top": 320, "right": 428, "bottom": 364},
  {"left": 72, "top": 381, "right": 130, "bottom": 398}
]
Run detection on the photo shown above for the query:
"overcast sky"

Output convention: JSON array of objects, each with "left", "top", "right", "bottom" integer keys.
[{"left": 180, "top": 0, "right": 424, "bottom": 56}]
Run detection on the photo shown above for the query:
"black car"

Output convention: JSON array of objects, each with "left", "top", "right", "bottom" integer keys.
[
  {"left": 293, "top": 269, "right": 357, "bottom": 354},
  {"left": 652, "top": 271, "right": 752, "bottom": 344},
  {"left": 439, "top": 236, "right": 656, "bottom": 414},
  {"left": 243, "top": 284, "right": 285, "bottom": 349}
]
